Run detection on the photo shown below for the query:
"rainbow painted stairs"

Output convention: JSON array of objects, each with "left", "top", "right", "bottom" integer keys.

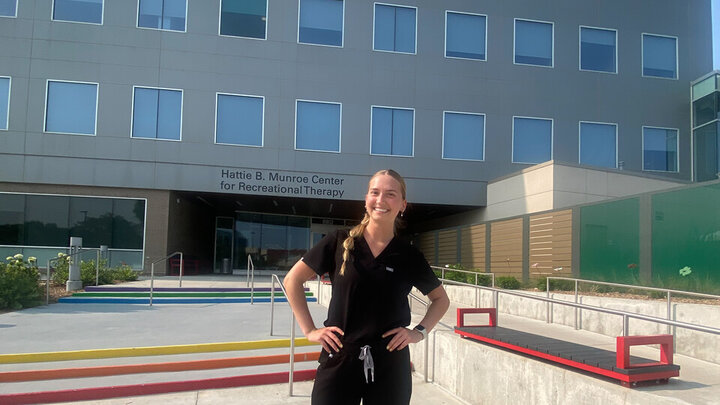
[
  {"left": 58, "top": 286, "right": 316, "bottom": 304},
  {"left": 0, "top": 338, "right": 321, "bottom": 404}
]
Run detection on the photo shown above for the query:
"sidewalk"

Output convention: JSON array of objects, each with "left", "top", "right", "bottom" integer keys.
[{"left": 0, "top": 275, "right": 467, "bottom": 405}]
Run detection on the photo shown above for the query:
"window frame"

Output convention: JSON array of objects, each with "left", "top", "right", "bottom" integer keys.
[
  {"left": 578, "top": 120, "right": 618, "bottom": 169},
  {"left": 369, "top": 104, "right": 415, "bottom": 157},
  {"left": 214, "top": 92, "right": 265, "bottom": 148},
  {"left": 444, "top": 10, "right": 488, "bottom": 62},
  {"left": 641, "top": 33, "right": 679, "bottom": 80},
  {"left": 0, "top": 0, "right": 17, "bottom": 18},
  {"left": 218, "top": 0, "right": 269, "bottom": 40},
  {"left": 441, "top": 110, "right": 486, "bottom": 161},
  {"left": 0, "top": 76, "right": 10, "bottom": 130},
  {"left": 51, "top": 0, "right": 104, "bottom": 25},
  {"left": 511, "top": 115, "right": 554, "bottom": 164},
  {"left": 130, "top": 85, "right": 184, "bottom": 142},
  {"left": 578, "top": 25, "right": 618, "bottom": 74},
  {"left": 43, "top": 79, "right": 99, "bottom": 136},
  {"left": 642, "top": 125, "right": 680, "bottom": 173},
  {"left": 372, "top": 2, "right": 418, "bottom": 55},
  {"left": 513, "top": 17, "right": 554, "bottom": 68},
  {"left": 296, "top": 0, "right": 345, "bottom": 48},
  {"left": 294, "top": 98, "right": 343, "bottom": 153},
  {"left": 136, "top": 0, "right": 188, "bottom": 33}
]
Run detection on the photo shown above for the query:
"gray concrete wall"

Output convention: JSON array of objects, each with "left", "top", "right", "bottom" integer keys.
[{"left": 0, "top": 0, "right": 713, "bottom": 208}]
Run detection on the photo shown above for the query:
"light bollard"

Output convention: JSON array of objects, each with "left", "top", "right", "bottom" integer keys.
[{"left": 66, "top": 237, "right": 83, "bottom": 291}]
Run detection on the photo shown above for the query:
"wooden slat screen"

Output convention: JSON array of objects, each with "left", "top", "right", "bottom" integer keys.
[
  {"left": 460, "top": 224, "right": 486, "bottom": 270},
  {"left": 417, "top": 232, "right": 436, "bottom": 265},
  {"left": 529, "top": 209, "right": 572, "bottom": 277},
  {"left": 490, "top": 218, "right": 523, "bottom": 277},
  {"left": 437, "top": 229, "right": 458, "bottom": 266}
]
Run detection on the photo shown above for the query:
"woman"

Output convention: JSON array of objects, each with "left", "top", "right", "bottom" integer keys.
[{"left": 284, "top": 169, "right": 450, "bottom": 405}]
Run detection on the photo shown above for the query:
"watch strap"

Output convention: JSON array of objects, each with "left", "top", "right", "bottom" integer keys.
[{"left": 413, "top": 325, "right": 427, "bottom": 340}]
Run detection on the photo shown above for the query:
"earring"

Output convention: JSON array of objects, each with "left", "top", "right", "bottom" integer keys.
[{"left": 400, "top": 211, "right": 404, "bottom": 217}]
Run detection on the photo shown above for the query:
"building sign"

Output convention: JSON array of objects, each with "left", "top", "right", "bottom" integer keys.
[{"left": 219, "top": 168, "right": 348, "bottom": 199}]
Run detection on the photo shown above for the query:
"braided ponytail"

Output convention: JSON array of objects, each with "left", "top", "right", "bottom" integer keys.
[
  {"left": 339, "top": 213, "right": 370, "bottom": 276},
  {"left": 339, "top": 169, "right": 407, "bottom": 276}
]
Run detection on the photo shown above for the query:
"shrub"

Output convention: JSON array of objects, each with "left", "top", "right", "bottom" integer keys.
[
  {"left": 51, "top": 256, "right": 138, "bottom": 287},
  {"left": 496, "top": 276, "right": 521, "bottom": 289},
  {"left": 0, "top": 254, "right": 42, "bottom": 310}
]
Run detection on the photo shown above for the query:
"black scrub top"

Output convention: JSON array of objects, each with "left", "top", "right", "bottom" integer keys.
[{"left": 302, "top": 229, "right": 441, "bottom": 343}]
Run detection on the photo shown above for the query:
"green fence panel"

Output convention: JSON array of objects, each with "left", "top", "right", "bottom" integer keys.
[
  {"left": 651, "top": 183, "right": 720, "bottom": 293},
  {"left": 579, "top": 198, "right": 640, "bottom": 283}
]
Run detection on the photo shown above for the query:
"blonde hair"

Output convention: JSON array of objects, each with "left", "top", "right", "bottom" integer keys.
[{"left": 339, "top": 169, "right": 407, "bottom": 275}]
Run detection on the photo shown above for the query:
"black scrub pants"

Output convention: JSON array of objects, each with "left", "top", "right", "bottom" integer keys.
[{"left": 311, "top": 341, "right": 412, "bottom": 405}]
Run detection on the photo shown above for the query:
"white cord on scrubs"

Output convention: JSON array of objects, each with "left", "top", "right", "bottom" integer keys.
[{"left": 358, "top": 345, "right": 375, "bottom": 383}]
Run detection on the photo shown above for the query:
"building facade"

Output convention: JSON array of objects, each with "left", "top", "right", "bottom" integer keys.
[{"left": 0, "top": 0, "right": 714, "bottom": 273}]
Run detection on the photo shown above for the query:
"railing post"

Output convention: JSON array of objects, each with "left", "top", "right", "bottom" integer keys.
[
  {"left": 46, "top": 259, "right": 51, "bottom": 305},
  {"left": 289, "top": 311, "right": 296, "bottom": 396},
  {"left": 424, "top": 331, "right": 429, "bottom": 383},
  {"left": 666, "top": 291, "right": 672, "bottom": 334},
  {"left": 179, "top": 252, "right": 184, "bottom": 288},
  {"left": 317, "top": 275, "right": 321, "bottom": 305},
  {"left": 270, "top": 276, "right": 275, "bottom": 336},
  {"left": 623, "top": 314, "right": 629, "bottom": 336},
  {"left": 246, "top": 255, "right": 250, "bottom": 288},
  {"left": 95, "top": 249, "right": 100, "bottom": 286},
  {"left": 574, "top": 280, "right": 579, "bottom": 330},
  {"left": 546, "top": 277, "right": 551, "bottom": 323},
  {"left": 150, "top": 262, "right": 155, "bottom": 307}
]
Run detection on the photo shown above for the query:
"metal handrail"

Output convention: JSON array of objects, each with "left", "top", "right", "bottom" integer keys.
[
  {"left": 431, "top": 265, "right": 495, "bottom": 288},
  {"left": 149, "top": 251, "right": 183, "bottom": 306},
  {"left": 440, "top": 278, "right": 720, "bottom": 337},
  {"left": 270, "top": 274, "right": 297, "bottom": 396},
  {"left": 408, "top": 292, "right": 430, "bottom": 383},
  {"left": 546, "top": 276, "right": 720, "bottom": 333},
  {"left": 247, "top": 255, "right": 255, "bottom": 304}
]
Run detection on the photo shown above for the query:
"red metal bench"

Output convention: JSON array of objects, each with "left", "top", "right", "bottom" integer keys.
[{"left": 455, "top": 308, "right": 680, "bottom": 387}]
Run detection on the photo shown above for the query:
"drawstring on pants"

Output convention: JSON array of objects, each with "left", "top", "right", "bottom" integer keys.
[{"left": 358, "top": 345, "right": 374, "bottom": 383}]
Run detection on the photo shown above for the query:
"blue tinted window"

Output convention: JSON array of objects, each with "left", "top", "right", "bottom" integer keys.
[
  {"left": 299, "top": 0, "right": 343, "bottom": 46},
  {"left": 371, "top": 107, "right": 413, "bottom": 156},
  {"left": 45, "top": 81, "right": 97, "bottom": 135},
  {"left": 446, "top": 12, "right": 486, "bottom": 60},
  {"left": 0, "top": 77, "right": 8, "bottom": 130},
  {"left": 643, "top": 127, "right": 678, "bottom": 172},
  {"left": 443, "top": 112, "right": 484, "bottom": 160},
  {"left": 580, "top": 27, "right": 616, "bottom": 73},
  {"left": 53, "top": 0, "right": 103, "bottom": 24},
  {"left": 220, "top": 0, "right": 266, "bottom": 39},
  {"left": 296, "top": 101, "right": 341, "bottom": 152},
  {"left": 515, "top": 19, "right": 553, "bottom": 67},
  {"left": 138, "top": 0, "right": 186, "bottom": 31},
  {"left": 216, "top": 94, "right": 263, "bottom": 146},
  {"left": 513, "top": 117, "right": 552, "bottom": 164},
  {"left": 0, "top": 0, "right": 17, "bottom": 17},
  {"left": 132, "top": 87, "right": 182, "bottom": 140},
  {"left": 643, "top": 34, "right": 677, "bottom": 79},
  {"left": 580, "top": 122, "right": 617, "bottom": 168},
  {"left": 374, "top": 4, "right": 416, "bottom": 53}
]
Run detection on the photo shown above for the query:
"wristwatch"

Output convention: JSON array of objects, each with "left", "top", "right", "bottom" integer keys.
[{"left": 413, "top": 324, "right": 427, "bottom": 341}]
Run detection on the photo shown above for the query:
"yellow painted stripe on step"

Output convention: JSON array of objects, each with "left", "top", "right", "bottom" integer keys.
[{"left": 0, "top": 338, "right": 315, "bottom": 364}]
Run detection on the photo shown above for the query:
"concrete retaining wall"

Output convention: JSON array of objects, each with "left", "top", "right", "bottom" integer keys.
[
  {"left": 409, "top": 330, "right": 694, "bottom": 405},
  {"left": 443, "top": 285, "right": 720, "bottom": 365}
]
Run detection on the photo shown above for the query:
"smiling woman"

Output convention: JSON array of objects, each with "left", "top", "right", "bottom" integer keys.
[{"left": 283, "top": 169, "right": 449, "bottom": 405}]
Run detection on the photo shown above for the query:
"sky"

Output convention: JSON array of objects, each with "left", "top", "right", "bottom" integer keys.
[{"left": 714, "top": 0, "right": 720, "bottom": 69}]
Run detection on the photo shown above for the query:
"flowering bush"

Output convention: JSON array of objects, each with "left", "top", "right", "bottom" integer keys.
[
  {"left": 51, "top": 256, "right": 138, "bottom": 287},
  {"left": 0, "top": 254, "right": 42, "bottom": 310}
]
